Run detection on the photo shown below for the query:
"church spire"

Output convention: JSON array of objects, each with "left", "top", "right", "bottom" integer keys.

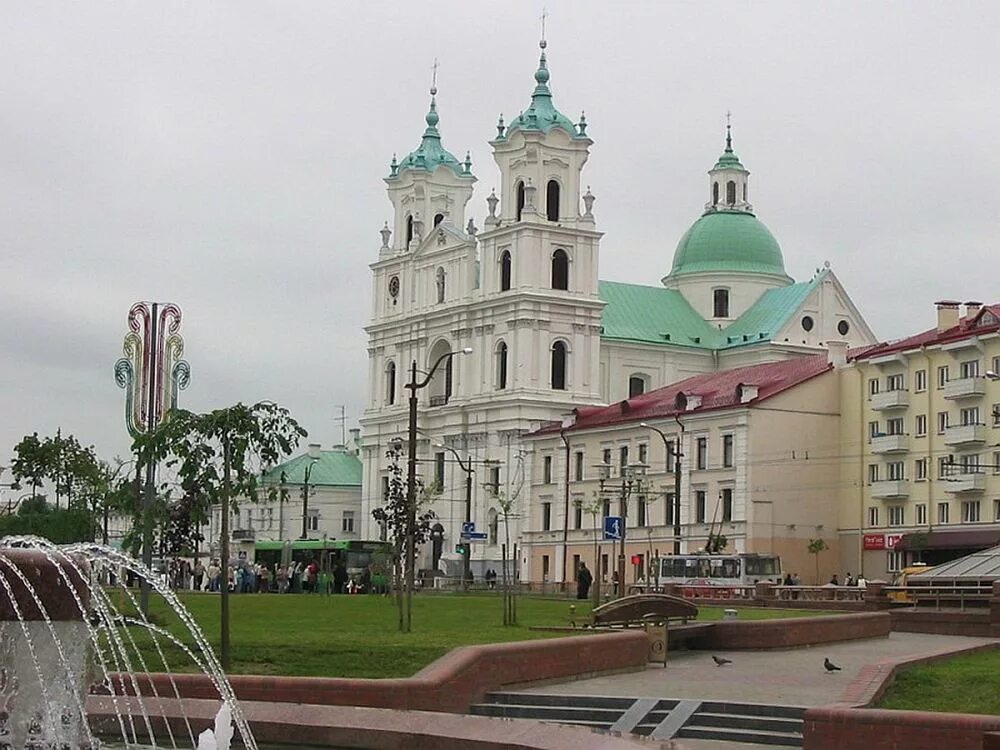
[{"left": 706, "top": 114, "right": 752, "bottom": 214}]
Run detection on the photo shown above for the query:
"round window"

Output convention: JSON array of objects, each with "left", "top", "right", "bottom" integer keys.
[
  {"left": 388, "top": 276, "right": 400, "bottom": 298},
  {"left": 837, "top": 320, "right": 850, "bottom": 336},
  {"left": 801, "top": 315, "right": 814, "bottom": 332}
]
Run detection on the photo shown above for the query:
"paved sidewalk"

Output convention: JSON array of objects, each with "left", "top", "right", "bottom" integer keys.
[{"left": 522, "top": 632, "right": 997, "bottom": 707}]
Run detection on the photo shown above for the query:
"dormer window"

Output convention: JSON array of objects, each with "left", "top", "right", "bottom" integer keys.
[
  {"left": 546, "top": 180, "right": 560, "bottom": 221},
  {"left": 515, "top": 181, "right": 525, "bottom": 222},
  {"left": 713, "top": 288, "right": 730, "bottom": 318}
]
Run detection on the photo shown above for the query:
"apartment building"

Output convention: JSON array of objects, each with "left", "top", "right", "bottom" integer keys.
[{"left": 839, "top": 301, "right": 1000, "bottom": 580}]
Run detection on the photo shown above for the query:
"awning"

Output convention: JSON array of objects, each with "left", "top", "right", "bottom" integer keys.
[{"left": 896, "top": 529, "right": 1000, "bottom": 552}]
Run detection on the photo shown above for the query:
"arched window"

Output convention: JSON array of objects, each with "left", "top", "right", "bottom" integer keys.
[
  {"left": 488, "top": 509, "right": 499, "bottom": 546},
  {"left": 499, "top": 250, "right": 512, "bottom": 292},
  {"left": 515, "top": 181, "right": 525, "bottom": 221},
  {"left": 385, "top": 361, "right": 396, "bottom": 405},
  {"left": 551, "top": 249, "right": 569, "bottom": 290},
  {"left": 726, "top": 181, "right": 737, "bottom": 205},
  {"left": 713, "top": 288, "right": 730, "bottom": 318},
  {"left": 405, "top": 214, "right": 414, "bottom": 244},
  {"left": 546, "top": 180, "right": 560, "bottom": 221},
  {"left": 436, "top": 267, "right": 446, "bottom": 303},
  {"left": 427, "top": 340, "right": 454, "bottom": 405},
  {"left": 496, "top": 341, "right": 508, "bottom": 389},
  {"left": 628, "top": 375, "right": 647, "bottom": 398},
  {"left": 433, "top": 213, "right": 444, "bottom": 227},
  {"left": 551, "top": 341, "right": 568, "bottom": 390},
  {"left": 743, "top": 183, "right": 747, "bottom": 201},
  {"left": 712, "top": 182, "right": 719, "bottom": 206}
]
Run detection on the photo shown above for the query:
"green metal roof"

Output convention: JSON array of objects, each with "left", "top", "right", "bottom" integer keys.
[
  {"left": 712, "top": 127, "right": 746, "bottom": 171},
  {"left": 667, "top": 211, "right": 789, "bottom": 279},
  {"left": 391, "top": 95, "right": 473, "bottom": 180},
  {"left": 262, "top": 449, "right": 362, "bottom": 488},
  {"left": 497, "top": 46, "right": 584, "bottom": 141},
  {"left": 599, "top": 276, "right": 818, "bottom": 351}
]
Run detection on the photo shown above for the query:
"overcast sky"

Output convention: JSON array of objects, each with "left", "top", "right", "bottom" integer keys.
[{"left": 2, "top": 1, "right": 999, "bottom": 472}]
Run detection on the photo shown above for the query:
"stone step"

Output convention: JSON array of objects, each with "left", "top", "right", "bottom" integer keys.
[
  {"left": 677, "top": 725, "right": 803, "bottom": 748},
  {"left": 482, "top": 692, "right": 636, "bottom": 710},
  {"left": 689, "top": 712, "right": 802, "bottom": 734},
  {"left": 470, "top": 703, "right": 624, "bottom": 724},
  {"left": 697, "top": 701, "right": 806, "bottom": 720}
]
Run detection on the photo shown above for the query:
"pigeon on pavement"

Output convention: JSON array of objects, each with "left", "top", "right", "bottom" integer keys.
[
  {"left": 824, "top": 658, "right": 842, "bottom": 673},
  {"left": 712, "top": 655, "right": 733, "bottom": 667}
]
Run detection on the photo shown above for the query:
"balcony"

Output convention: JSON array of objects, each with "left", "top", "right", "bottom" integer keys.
[
  {"left": 944, "top": 377, "right": 986, "bottom": 400},
  {"left": 942, "top": 472, "right": 986, "bottom": 493},
  {"left": 870, "top": 479, "right": 909, "bottom": 499},
  {"left": 943, "top": 423, "right": 986, "bottom": 446},
  {"left": 871, "top": 434, "right": 909, "bottom": 454},
  {"left": 871, "top": 390, "right": 910, "bottom": 410},
  {"left": 232, "top": 528, "right": 255, "bottom": 540}
]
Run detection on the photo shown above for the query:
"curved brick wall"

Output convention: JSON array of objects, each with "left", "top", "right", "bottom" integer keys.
[
  {"left": 696, "top": 612, "right": 890, "bottom": 650},
  {"left": 804, "top": 706, "right": 1000, "bottom": 750}
]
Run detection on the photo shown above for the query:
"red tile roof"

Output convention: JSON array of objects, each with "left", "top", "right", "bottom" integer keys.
[
  {"left": 852, "top": 304, "right": 1000, "bottom": 361},
  {"left": 532, "top": 354, "right": 833, "bottom": 435}
]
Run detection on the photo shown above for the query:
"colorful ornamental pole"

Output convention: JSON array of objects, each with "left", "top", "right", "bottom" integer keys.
[{"left": 114, "top": 301, "right": 190, "bottom": 436}]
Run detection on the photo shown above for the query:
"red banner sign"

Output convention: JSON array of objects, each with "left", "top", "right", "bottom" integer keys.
[
  {"left": 886, "top": 534, "right": 904, "bottom": 549},
  {"left": 863, "top": 534, "right": 886, "bottom": 550}
]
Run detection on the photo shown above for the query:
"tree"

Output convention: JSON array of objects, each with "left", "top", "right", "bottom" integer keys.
[
  {"left": 371, "top": 444, "right": 438, "bottom": 632},
  {"left": 11, "top": 432, "right": 54, "bottom": 500},
  {"left": 490, "top": 450, "right": 525, "bottom": 626},
  {"left": 10, "top": 431, "right": 103, "bottom": 510},
  {"left": 808, "top": 538, "right": 829, "bottom": 585},
  {"left": 136, "top": 401, "right": 305, "bottom": 668}
]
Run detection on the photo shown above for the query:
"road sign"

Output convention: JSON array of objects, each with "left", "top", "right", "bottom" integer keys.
[
  {"left": 462, "top": 522, "right": 476, "bottom": 534},
  {"left": 461, "top": 531, "right": 488, "bottom": 541},
  {"left": 603, "top": 516, "right": 624, "bottom": 540}
]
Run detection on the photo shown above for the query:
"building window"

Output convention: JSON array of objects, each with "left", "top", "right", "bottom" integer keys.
[
  {"left": 916, "top": 503, "right": 927, "bottom": 525},
  {"left": 962, "top": 500, "right": 981, "bottom": 523},
  {"left": 937, "top": 365, "right": 949, "bottom": 388},
  {"left": 712, "top": 181, "right": 719, "bottom": 205},
  {"left": 546, "top": 179, "right": 560, "bottom": 221},
  {"left": 572, "top": 554, "right": 580, "bottom": 580},
  {"left": 887, "top": 373, "right": 904, "bottom": 391},
  {"left": 433, "top": 452, "right": 446, "bottom": 489},
  {"left": 994, "top": 499, "right": 1000, "bottom": 522},
  {"left": 342, "top": 511, "right": 355, "bottom": 533},
  {"left": 638, "top": 444, "right": 648, "bottom": 465},
  {"left": 960, "top": 359, "right": 980, "bottom": 379},
  {"left": 938, "top": 502, "right": 950, "bottom": 524},
  {"left": 869, "top": 421, "right": 880, "bottom": 439},
  {"left": 405, "top": 214, "right": 414, "bottom": 244},
  {"left": 993, "top": 451, "right": 1000, "bottom": 475},
  {"left": 838, "top": 320, "right": 851, "bottom": 336},
  {"left": 665, "top": 492, "right": 675, "bottom": 525},
  {"left": 915, "top": 458, "right": 927, "bottom": 480},
  {"left": 915, "top": 414, "right": 927, "bottom": 436},
  {"left": 713, "top": 288, "right": 730, "bottom": 318},
  {"left": 888, "top": 506, "right": 904, "bottom": 526},
  {"left": 726, "top": 180, "right": 736, "bottom": 204},
  {"left": 801, "top": 315, "right": 814, "bottom": 332},
  {"left": 602, "top": 448, "right": 612, "bottom": 467},
  {"left": 542, "top": 555, "right": 550, "bottom": 581},
  {"left": 381, "top": 475, "right": 390, "bottom": 502},
  {"left": 637, "top": 499, "right": 647, "bottom": 526},
  {"left": 696, "top": 437, "right": 707, "bottom": 470},
  {"left": 695, "top": 490, "right": 707, "bottom": 523},
  {"left": 887, "top": 417, "right": 904, "bottom": 435},
  {"left": 573, "top": 500, "right": 582, "bottom": 529},
  {"left": 515, "top": 181, "right": 525, "bottom": 221},
  {"left": 628, "top": 375, "right": 647, "bottom": 398},
  {"left": 489, "top": 466, "right": 501, "bottom": 496},
  {"left": 960, "top": 406, "right": 980, "bottom": 426},
  {"left": 993, "top": 404, "right": 1000, "bottom": 426},
  {"left": 722, "top": 434, "right": 734, "bottom": 467},
  {"left": 721, "top": 488, "right": 733, "bottom": 521},
  {"left": 542, "top": 502, "right": 552, "bottom": 531},
  {"left": 915, "top": 369, "right": 927, "bottom": 392},
  {"left": 551, "top": 341, "right": 568, "bottom": 390},
  {"left": 436, "top": 267, "right": 446, "bottom": 303},
  {"left": 543, "top": 455, "right": 553, "bottom": 484},
  {"left": 666, "top": 440, "right": 676, "bottom": 468},
  {"left": 619, "top": 445, "right": 629, "bottom": 473},
  {"left": 499, "top": 250, "right": 512, "bottom": 291},
  {"left": 887, "top": 550, "right": 904, "bottom": 574},
  {"left": 385, "top": 361, "right": 396, "bottom": 405},
  {"left": 937, "top": 411, "right": 949, "bottom": 433},
  {"left": 602, "top": 498, "right": 611, "bottom": 519},
  {"left": 551, "top": 249, "right": 569, "bottom": 290},
  {"left": 960, "top": 453, "right": 981, "bottom": 473},
  {"left": 869, "top": 378, "right": 880, "bottom": 395},
  {"left": 868, "top": 506, "right": 879, "bottom": 527},
  {"left": 868, "top": 464, "right": 879, "bottom": 483},
  {"left": 888, "top": 461, "right": 905, "bottom": 480},
  {"left": 308, "top": 511, "right": 319, "bottom": 532},
  {"left": 574, "top": 451, "right": 584, "bottom": 481},
  {"left": 496, "top": 341, "right": 508, "bottom": 389},
  {"left": 939, "top": 455, "right": 953, "bottom": 478}
]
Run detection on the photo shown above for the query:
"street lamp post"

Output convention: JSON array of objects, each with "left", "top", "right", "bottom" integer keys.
[
  {"left": 641, "top": 421, "right": 684, "bottom": 555},
  {"left": 435, "top": 443, "right": 474, "bottom": 588},
  {"left": 404, "top": 347, "right": 473, "bottom": 632},
  {"left": 301, "top": 459, "right": 319, "bottom": 540}
]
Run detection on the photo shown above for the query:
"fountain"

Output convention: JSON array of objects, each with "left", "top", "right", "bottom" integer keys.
[{"left": 0, "top": 536, "right": 252, "bottom": 750}]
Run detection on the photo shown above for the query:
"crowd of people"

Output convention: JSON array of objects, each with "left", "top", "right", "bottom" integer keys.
[{"left": 160, "top": 557, "right": 387, "bottom": 594}]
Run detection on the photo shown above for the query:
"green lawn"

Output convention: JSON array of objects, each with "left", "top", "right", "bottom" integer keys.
[
  {"left": 119, "top": 592, "right": 823, "bottom": 679},
  {"left": 877, "top": 649, "right": 1000, "bottom": 716}
]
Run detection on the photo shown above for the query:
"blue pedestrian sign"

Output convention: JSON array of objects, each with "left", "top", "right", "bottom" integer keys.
[
  {"left": 462, "top": 522, "right": 476, "bottom": 534},
  {"left": 460, "top": 531, "right": 488, "bottom": 541},
  {"left": 603, "top": 516, "right": 624, "bottom": 540}
]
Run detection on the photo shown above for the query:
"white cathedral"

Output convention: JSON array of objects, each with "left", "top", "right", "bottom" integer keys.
[{"left": 358, "top": 39, "right": 876, "bottom": 580}]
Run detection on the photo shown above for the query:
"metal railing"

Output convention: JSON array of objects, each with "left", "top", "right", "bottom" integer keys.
[{"left": 884, "top": 584, "right": 994, "bottom": 610}]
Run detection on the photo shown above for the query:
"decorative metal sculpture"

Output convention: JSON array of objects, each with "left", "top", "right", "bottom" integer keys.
[{"left": 115, "top": 301, "right": 190, "bottom": 437}]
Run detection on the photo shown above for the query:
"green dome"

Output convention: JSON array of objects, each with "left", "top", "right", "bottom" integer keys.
[
  {"left": 669, "top": 211, "right": 788, "bottom": 278},
  {"left": 497, "top": 46, "right": 585, "bottom": 141},
  {"left": 391, "top": 95, "right": 473, "bottom": 180}
]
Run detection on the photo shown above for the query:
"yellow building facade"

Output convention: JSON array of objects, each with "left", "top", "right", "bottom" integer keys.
[{"left": 839, "top": 301, "right": 1000, "bottom": 580}]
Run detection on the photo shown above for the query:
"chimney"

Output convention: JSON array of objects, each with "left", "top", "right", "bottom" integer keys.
[
  {"left": 307, "top": 443, "right": 321, "bottom": 459},
  {"left": 349, "top": 428, "right": 361, "bottom": 454},
  {"left": 935, "top": 300, "right": 960, "bottom": 331},
  {"left": 965, "top": 301, "right": 983, "bottom": 320},
  {"left": 826, "top": 341, "right": 849, "bottom": 368}
]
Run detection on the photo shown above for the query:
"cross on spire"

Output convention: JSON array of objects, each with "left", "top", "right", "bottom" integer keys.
[
  {"left": 725, "top": 110, "right": 733, "bottom": 151},
  {"left": 430, "top": 58, "right": 439, "bottom": 95},
  {"left": 540, "top": 7, "right": 548, "bottom": 44}
]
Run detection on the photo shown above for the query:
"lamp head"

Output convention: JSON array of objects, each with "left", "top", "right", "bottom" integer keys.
[
  {"left": 985, "top": 370, "right": 1000, "bottom": 381},
  {"left": 461, "top": 347, "right": 473, "bottom": 355}
]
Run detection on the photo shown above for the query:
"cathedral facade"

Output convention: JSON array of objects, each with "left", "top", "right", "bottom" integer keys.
[{"left": 359, "top": 39, "right": 876, "bottom": 582}]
